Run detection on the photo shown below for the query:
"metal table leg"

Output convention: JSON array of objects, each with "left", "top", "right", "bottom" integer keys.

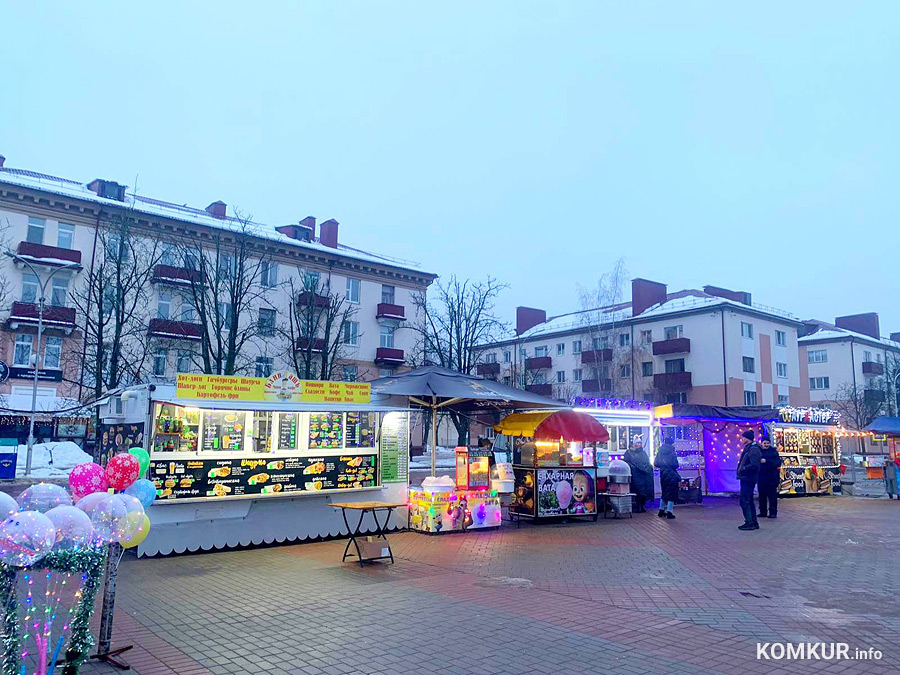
[{"left": 340, "top": 508, "right": 367, "bottom": 567}]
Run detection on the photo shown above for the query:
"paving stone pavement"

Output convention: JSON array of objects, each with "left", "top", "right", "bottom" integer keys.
[{"left": 76, "top": 495, "right": 899, "bottom": 674}]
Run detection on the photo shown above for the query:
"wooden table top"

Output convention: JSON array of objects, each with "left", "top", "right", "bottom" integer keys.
[{"left": 330, "top": 501, "right": 407, "bottom": 510}]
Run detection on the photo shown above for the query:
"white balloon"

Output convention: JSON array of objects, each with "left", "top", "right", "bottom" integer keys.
[
  {"left": 45, "top": 505, "right": 94, "bottom": 550},
  {"left": 0, "top": 492, "right": 18, "bottom": 519},
  {"left": 0, "top": 511, "right": 56, "bottom": 567},
  {"left": 113, "top": 494, "right": 145, "bottom": 541},
  {"left": 84, "top": 494, "right": 128, "bottom": 544},
  {"left": 17, "top": 483, "right": 73, "bottom": 513}
]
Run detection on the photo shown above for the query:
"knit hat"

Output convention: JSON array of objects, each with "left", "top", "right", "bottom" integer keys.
[{"left": 742, "top": 430, "right": 755, "bottom": 441}]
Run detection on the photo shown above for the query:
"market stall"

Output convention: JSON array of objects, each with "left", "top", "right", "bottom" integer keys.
[
  {"left": 865, "top": 417, "right": 900, "bottom": 498},
  {"left": 496, "top": 410, "right": 608, "bottom": 522},
  {"left": 771, "top": 406, "right": 843, "bottom": 496},
  {"left": 97, "top": 374, "right": 412, "bottom": 556}
]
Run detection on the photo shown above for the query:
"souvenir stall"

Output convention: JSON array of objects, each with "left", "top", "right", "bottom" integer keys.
[
  {"left": 496, "top": 410, "right": 608, "bottom": 522},
  {"left": 97, "top": 374, "right": 412, "bottom": 556},
  {"left": 865, "top": 417, "right": 900, "bottom": 498},
  {"left": 771, "top": 406, "right": 843, "bottom": 496},
  {"left": 653, "top": 404, "right": 779, "bottom": 496}
]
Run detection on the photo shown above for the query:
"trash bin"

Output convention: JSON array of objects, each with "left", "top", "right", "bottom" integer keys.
[{"left": 0, "top": 439, "right": 18, "bottom": 479}]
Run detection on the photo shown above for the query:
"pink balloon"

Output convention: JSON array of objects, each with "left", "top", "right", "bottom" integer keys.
[
  {"left": 69, "top": 462, "right": 109, "bottom": 500},
  {"left": 106, "top": 453, "right": 140, "bottom": 491}
]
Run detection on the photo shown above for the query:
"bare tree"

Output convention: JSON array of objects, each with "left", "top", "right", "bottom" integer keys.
[{"left": 577, "top": 258, "right": 630, "bottom": 397}]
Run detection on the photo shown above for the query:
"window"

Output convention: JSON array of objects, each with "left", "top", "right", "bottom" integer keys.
[
  {"left": 50, "top": 278, "right": 68, "bottom": 307},
  {"left": 776, "top": 362, "right": 788, "bottom": 378},
  {"left": 777, "top": 394, "right": 789, "bottom": 404},
  {"left": 342, "top": 365, "right": 358, "bottom": 381},
  {"left": 152, "top": 349, "right": 168, "bottom": 377},
  {"left": 556, "top": 370, "right": 566, "bottom": 383},
  {"left": 183, "top": 251, "right": 198, "bottom": 270},
  {"left": 572, "top": 340, "right": 582, "bottom": 354},
  {"left": 808, "top": 349, "right": 828, "bottom": 363},
  {"left": 664, "top": 325, "right": 683, "bottom": 340},
  {"left": 27, "top": 217, "right": 45, "bottom": 244},
  {"left": 218, "top": 254, "right": 235, "bottom": 278},
  {"left": 519, "top": 349, "right": 527, "bottom": 361},
  {"left": 57, "top": 223, "right": 74, "bottom": 249},
  {"left": 485, "top": 353, "right": 497, "bottom": 364},
  {"left": 665, "top": 358, "right": 685, "bottom": 374},
  {"left": 666, "top": 392, "right": 688, "bottom": 404},
  {"left": 44, "top": 337, "right": 62, "bottom": 369},
  {"left": 641, "top": 361, "right": 653, "bottom": 377},
  {"left": 180, "top": 296, "right": 195, "bottom": 323},
  {"left": 218, "top": 302, "right": 234, "bottom": 330},
  {"left": 503, "top": 376, "right": 511, "bottom": 386},
  {"left": 744, "top": 390, "right": 758, "bottom": 405},
  {"left": 863, "top": 350, "right": 872, "bottom": 362},
  {"left": 379, "top": 368, "right": 394, "bottom": 378},
  {"left": 260, "top": 261, "right": 278, "bottom": 288},
  {"left": 22, "top": 274, "right": 39, "bottom": 303},
  {"left": 160, "top": 243, "right": 177, "bottom": 267},
  {"left": 503, "top": 351, "right": 511, "bottom": 363},
  {"left": 619, "top": 363, "right": 631, "bottom": 378},
  {"left": 775, "top": 330, "right": 786, "bottom": 347},
  {"left": 379, "top": 326, "right": 394, "bottom": 348},
  {"left": 345, "top": 277, "right": 361, "bottom": 303},
  {"left": 534, "top": 346, "right": 548, "bottom": 358},
  {"left": 258, "top": 308, "right": 276, "bottom": 336},
  {"left": 302, "top": 269, "right": 321, "bottom": 290},
  {"left": 876, "top": 353, "right": 882, "bottom": 363},
  {"left": 101, "top": 285, "right": 116, "bottom": 318},
  {"left": 176, "top": 350, "right": 192, "bottom": 373},
  {"left": 254, "top": 357, "right": 274, "bottom": 378},
  {"left": 619, "top": 333, "right": 630, "bottom": 347},
  {"left": 810, "top": 376, "right": 830, "bottom": 390},
  {"left": 742, "top": 356, "right": 755, "bottom": 373},
  {"left": 532, "top": 371, "right": 547, "bottom": 384},
  {"left": 640, "top": 330, "right": 653, "bottom": 344},
  {"left": 741, "top": 322, "right": 754, "bottom": 339},
  {"left": 556, "top": 343, "right": 565, "bottom": 356},
  {"left": 573, "top": 368, "right": 582, "bottom": 382},
  {"left": 593, "top": 336, "right": 609, "bottom": 350},
  {"left": 381, "top": 285, "right": 395, "bottom": 304},
  {"left": 157, "top": 291, "right": 172, "bottom": 320},
  {"left": 13, "top": 335, "right": 33, "bottom": 367},
  {"left": 343, "top": 321, "right": 360, "bottom": 346}
]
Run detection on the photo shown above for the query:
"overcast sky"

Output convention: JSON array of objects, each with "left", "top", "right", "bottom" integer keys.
[{"left": 4, "top": 2, "right": 898, "bottom": 333}]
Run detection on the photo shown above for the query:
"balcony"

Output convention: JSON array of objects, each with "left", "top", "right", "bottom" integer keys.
[
  {"left": 295, "top": 291, "right": 330, "bottom": 309},
  {"left": 476, "top": 362, "right": 500, "bottom": 376},
  {"left": 580, "top": 348, "right": 612, "bottom": 364},
  {"left": 375, "top": 303, "right": 406, "bottom": 321},
  {"left": 581, "top": 378, "right": 612, "bottom": 393},
  {"left": 652, "top": 337, "right": 691, "bottom": 356},
  {"left": 654, "top": 371, "right": 693, "bottom": 390},
  {"left": 526, "top": 383, "right": 552, "bottom": 396},
  {"left": 864, "top": 389, "right": 885, "bottom": 404},
  {"left": 296, "top": 337, "right": 325, "bottom": 353},
  {"left": 525, "top": 356, "right": 552, "bottom": 370},
  {"left": 8, "top": 302, "right": 77, "bottom": 331},
  {"left": 374, "top": 347, "right": 405, "bottom": 366},
  {"left": 862, "top": 361, "right": 884, "bottom": 376},
  {"left": 151, "top": 264, "right": 202, "bottom": 286},
  {"left": 148, "top": 318, "right": 203, "bottom": 341},
  {"left": 15, "top": 241, "right": 82, "bottom": 268}
]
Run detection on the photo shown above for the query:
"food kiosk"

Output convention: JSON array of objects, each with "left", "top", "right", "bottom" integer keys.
[
  {"left": 771, "top": 406, "right": 843, "bottom": 495},
  {"left": 97, "top": 373, "right": 412, "bottom": 556},
  {"left": 496, "top": 410, "right": 608, "bottom": 522}
]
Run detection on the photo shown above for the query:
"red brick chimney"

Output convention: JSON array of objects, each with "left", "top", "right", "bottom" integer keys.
[
  {"left": 891, "top": 332, "right": 900, "bottom": 343},
  {"left": 835, "top": 313, "right": 880, "bottom": 339},
  {"left": 0, "top": 155, "right": 5, "bottom": 168},
  {"left": 319, "top": 219, "right": 339, "bottom": 248},
  {"left": 631, "top": 278, "right": 667, "bottom": 316},
  {"left": 205, "top": 200, "right": 227, "bottom": 219},
  {"left": 703, "top": 285, "right": 751, "bottom": 305},
  {"left": 516, "top": 307, "right": 546, "bottom": 335}
]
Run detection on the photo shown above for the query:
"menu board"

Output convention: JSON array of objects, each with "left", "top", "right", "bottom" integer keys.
[
  {"left": 346, "top": 412, "right": 376, "bottom": 449},
  {"left": 380, "top": 412, "right": 409, "bottom": 483},
  {"left": 309, "top": 413, "right": 343, "bottom": 449},
  {"left": 203, "top": 411, "right": 244, "bottom": 451},
  {"left": 150, "top": 453, "right": 378, "bottom": 501},
  {"left": 278, "top": 413, "right": 299, "bottom": 450}
]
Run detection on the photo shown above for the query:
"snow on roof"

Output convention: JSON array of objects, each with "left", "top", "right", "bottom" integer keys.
[
  {"left": 637, "top": 294, "right": 795, "bottom": 321},
  {"left": 517, "top": 305, "right": 633, "bottom": 339},
  {"left": 0, "top": 394, "right": 85, "bottom": 415},
  {"left": 799, "top": 326, "right": 900, "bottom": 350},
  {"left": 0, "top": 166, "right": 434, "bottom": 277}
]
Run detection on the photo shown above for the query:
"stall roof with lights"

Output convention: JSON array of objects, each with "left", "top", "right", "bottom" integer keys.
[
  {"left": 865, "top": 416, "right": 900, "bottom": 436},
  {"left": 494, "top": 410, "right": 609, "bottom": 442}
]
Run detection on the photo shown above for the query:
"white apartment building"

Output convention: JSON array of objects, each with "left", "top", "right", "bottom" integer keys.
[
  {"left": 0, "top": 155, "right": 435, "bottom": 410},
  {"left": 477, "top": 279, "right": 808, "bottom": 407}
]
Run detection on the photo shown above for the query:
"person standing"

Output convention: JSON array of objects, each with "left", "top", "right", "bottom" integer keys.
[
  {"left": 654, "top": 434, "right": 681, "bottom": 520},
  {"left": 737, "top": 430, "right": 762, "bottom": 530},
  {"left": 624, "top": 436, "right": 654, "bottom": 513},
  {"left": 757, "top": 437, "right": 782, "bottom": 518}
]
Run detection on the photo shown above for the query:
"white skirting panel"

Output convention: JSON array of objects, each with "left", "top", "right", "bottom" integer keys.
[{"left": 137, "top": 483, "right": 409, "bottom": 557}]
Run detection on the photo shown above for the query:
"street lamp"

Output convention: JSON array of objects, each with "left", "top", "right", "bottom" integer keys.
[{"left": 4, "top": 251, "right": 80, "bottom": 476}]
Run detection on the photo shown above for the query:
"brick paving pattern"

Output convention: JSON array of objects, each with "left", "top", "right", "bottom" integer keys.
[{"left": 77, "top": 496, "right": 898, "bottom": 674}]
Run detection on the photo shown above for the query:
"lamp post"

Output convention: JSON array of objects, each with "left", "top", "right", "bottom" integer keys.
[{"left": 4, "top": 251, "right": 80, "bottom": 476}]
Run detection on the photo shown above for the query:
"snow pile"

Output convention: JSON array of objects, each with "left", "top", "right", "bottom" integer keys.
[
  {"left": 12, "top": 442, "right": 93, "bottom": 478},
  {"left": 410, "top": 446, "right": 457, "bottom": 470}
]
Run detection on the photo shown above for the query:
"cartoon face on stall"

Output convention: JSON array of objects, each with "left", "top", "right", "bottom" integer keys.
[{"left": 571, "top": 470, "right": 595, "bottom": 513}]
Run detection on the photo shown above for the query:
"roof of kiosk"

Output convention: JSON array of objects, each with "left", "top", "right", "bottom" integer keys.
[
  {"left": 653, "top": 404, "right": 779, "bottom": 422},
  {"left": 494, "top": 410, "right": 610, "bottom": 442}
]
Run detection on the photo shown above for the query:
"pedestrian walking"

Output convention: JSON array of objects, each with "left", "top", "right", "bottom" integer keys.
[
  {"left": 757, "top": 437, "right": 782, "bottom": 518},
  {"left": 623, "top": 436, "right": 654, "bottom": 513},
  {"left": 737, "top": 430, "right": 762, "bottom": 530},
  {"left": 654, "top": 434, "right": 681, "bottom": 520}
]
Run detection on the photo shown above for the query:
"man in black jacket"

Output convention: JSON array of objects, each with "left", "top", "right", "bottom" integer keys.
[
  {"left": 757, "top": 437, "right": 783, "bottom": 518},
  {"left": 736, "top": 430, "right": 762, "bottom": 530}
]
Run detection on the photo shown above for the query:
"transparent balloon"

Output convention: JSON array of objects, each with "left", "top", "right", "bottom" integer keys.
[
  {"left": 114, "top": 493, "right": 145, "bottom": 541},
  {"left": 81, "top": 493, "right": 128, "bottom": 544},
  {"left": 45, "top": 505, "right": 94, "bottom": 550},
  {"left": 75, "top": 492, "right": 108, "bottom": 515},
  {"left": 0, "top": 491, "right": 18, "bottom": 519},
  {"left": 123, "top": 479, "right": 157, "bottom": 509},
  {"left": 16, "top": 483, "right": 73, "bottom": 513},
  {"left": 0, "top": 510, "right": 56, "bottom": 567}
]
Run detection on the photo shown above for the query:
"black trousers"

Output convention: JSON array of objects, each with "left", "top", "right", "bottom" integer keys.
[
  {"left": 635, "top": 495, "right": 647, "bottom": 512},
  {"left": 739, "top": 477, "right": 758, "bottom": 525},
  {"left": 758, "top": 480, "right": 778, "bottom": 517}
]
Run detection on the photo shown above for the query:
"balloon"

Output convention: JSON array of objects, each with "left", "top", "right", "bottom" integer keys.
[
  {"left": 80, "top": 494, "right": 127, "bottom": 544},
  {"left": 106, "top": 453, "right": 140, "bottom": 491},
  {"left": 120, "top": 514, "right": 150, "bottom": 549},
  {"left": 114, "top": 494, "right": 145, "bottom": 541},
  {"left": 75, "top": 492, "right": 108, "bottom": 515},
  {"left": 0, "top": 492, "right": 18, "bottom": 519},
  {"left": 44, "top": 505, "right": 94, "bottom": 550},
  {"left": 124, "top": 479, "right": 157, "bottom": 509},
  {"left": 128, "top": 447, "right": 150, "bottom": 476},
  {"left": 17, "top": 483, "right": 73, "bottom": 513},
  {"left": 0, "top": 511, "right": 56, "bottom": 567},
  {"left": 69, "top": 462, "right": 109, "bottom": 500}
]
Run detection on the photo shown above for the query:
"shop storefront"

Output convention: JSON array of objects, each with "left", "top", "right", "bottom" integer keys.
[
  {"left": 771, "top": 406, "right": 843, "bottom": 496},
  {"left": 98, "top": 373, "right": 411, "bottom": 556}
]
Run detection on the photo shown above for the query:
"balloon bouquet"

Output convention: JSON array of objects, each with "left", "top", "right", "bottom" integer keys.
[{"left": 0, "top": 447, "right": 156, "bottom": 675}]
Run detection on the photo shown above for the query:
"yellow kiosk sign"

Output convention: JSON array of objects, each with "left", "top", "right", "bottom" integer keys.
[{"left": 176, "top": 372, "right": 371, "bottom": 404}]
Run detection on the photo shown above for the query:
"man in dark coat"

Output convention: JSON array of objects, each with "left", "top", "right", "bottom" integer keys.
[
  {"left": 654, "top": 434, "right": 681, "bottom": 520},
  {"left": 757, "top": 437, "right": 782, "bottom": 518},
  {"left": 623, "top": 437, "right": 654, "bottom": 513},
  {"left": 736, "top": 430, "right": 762, "bottom": 530}
]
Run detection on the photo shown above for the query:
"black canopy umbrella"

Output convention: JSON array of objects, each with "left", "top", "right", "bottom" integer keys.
[{"left": 371, "top": 366, "right": 561, "bottom": 475}]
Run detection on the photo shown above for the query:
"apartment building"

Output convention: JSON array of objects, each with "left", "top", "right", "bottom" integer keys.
[
  {"left": 0, "top": 155, "right": 435, "bottom": 410},
  {"left": 476, "top": 278, "right": 808, "bottom": 407}
]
